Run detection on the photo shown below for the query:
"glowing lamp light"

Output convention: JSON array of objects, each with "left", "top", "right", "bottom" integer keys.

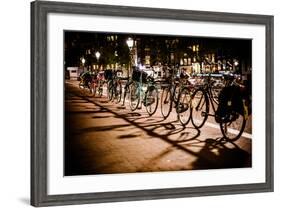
[
  {"left": 95, "top": 51, "right": 101, "bottom": 60},
  {"left": 126, "top": 37, "right": 134, "bottom": 49}
]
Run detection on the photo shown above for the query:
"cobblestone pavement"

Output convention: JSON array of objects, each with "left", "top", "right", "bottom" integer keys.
[{"left": 65, "top": 80, "right": 252, "bottom": 176}]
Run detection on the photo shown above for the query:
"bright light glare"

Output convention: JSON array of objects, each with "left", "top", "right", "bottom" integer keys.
[
  {"left": 81, "top": 58, "right": 85, "bottom": 64},
  {"left": 126, "top": 37, "right": 134, "bottom": 48},
  {"left": 95, "top": 51, "right": 101, "bottom": 59}
]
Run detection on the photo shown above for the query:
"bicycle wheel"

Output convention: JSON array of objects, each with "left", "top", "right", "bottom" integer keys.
[
  {"left": 79, "top": 81, "right": 89, "bottom": 94},
  {"left": 122, "top": 83, "right": 130, "bottom": 106},
  {"left": 145, "top": 86, "right": 158, "bottom": 116},
  {"left": 107, "top": 80, "right": 113, "bottom": 101},
  {"left": 220, "top": 111, "right": 246, "bottom": 141},
  {"left": 191, "top": 88, "right": 209, "bottom": 129},
  {"left": 90, "top": 83, "right": 96, "bottom": 97},
  {"left": 129, "top": 82, "right": 140, "bottom": 111},
  {"left": 173, "top": 85, "right": 180, "bottom": 104},
  {"left": 97, "top": 81, "right": 103, "bottom": 97},
  {"left": 177, "top": 87, "right": 191, "bottom": 126},
  {"left": 160, "top": 87, "right": 172, "bottom": 119},
  {"left": 114, "top": 81, "right": 122, "bottom": 103},
  {"left": 78, "top": 81, "right": 84, "bottom": 89},
  {"left": 211, "top": 86, "right": 222, "bottom": 105}
]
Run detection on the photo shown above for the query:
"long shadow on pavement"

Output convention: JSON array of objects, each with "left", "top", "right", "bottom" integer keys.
[{"left": 65, "top": 84, "right": 251, "bottom": 174}]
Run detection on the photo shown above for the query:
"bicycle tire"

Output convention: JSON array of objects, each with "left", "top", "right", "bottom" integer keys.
[
  {"left": 160, "top": 87, "right": 172, "bottom": 119},
  {"left": 78, "top": 81, "right": 84, "bottom": 89},
  {"left": 97, "top": 81, "right": 103, "bottom": 97},
  {"left": 107, "top": 81, "right": 113, "bottom": 101},
  {"left": 177, "top": 87, "right": 192, "bottom": 126},
  {"left": 122, "top": 83, "right": 130, "bottom": 106},
  {"left": 145, "top": 86, "right": 159, "bottom": 116},
  {"left": 219, "top": 111, "right": 246, "bottom": 141},
  {"left": 129, "top": 82, "right": 140, "bottom": 111},
  {"left": 115, "top": 82, "right": 122, "bottom": 103},
  {"left": 191, "top": 88, "right": 209, "bottom": 129},
  {"left": 90, "top": 83, "right": 96, "bottom": 97},
  {"left": 79, "top": 81, "right": 89, "bottom": 95}
]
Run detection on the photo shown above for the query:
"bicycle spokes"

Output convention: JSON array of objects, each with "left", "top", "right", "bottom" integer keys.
[{"left": 220, "top": 113, "right": 246, "bottom": 141}]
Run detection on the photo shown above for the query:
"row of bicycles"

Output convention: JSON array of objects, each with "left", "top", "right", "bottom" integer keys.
[{"left": 78, "top": 69, "right": 251, "bottom": 142}]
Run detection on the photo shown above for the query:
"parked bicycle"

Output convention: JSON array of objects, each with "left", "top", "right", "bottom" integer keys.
[
  {"left": 176, "top": 77, "right": 194, "bottom": 126},
  {"left": 78, "top": 71, "right": 95, "bottom": 95},
  {"left": 160, "top": 67, "right": 193, "bottom": 126},
  {"left": 107, "top": 70, "right": 123, "bottom": 103},
  {"left": 190, "top": 73, "right": 249, "bottom": 141},
  {"left": 121, "top": 76, "right": 133, "bottom": 106},
  {"left": 160, "top": 67, "right": 181, "bottom": 119},
  {"left": 129, "top": 69, "right": 159, "bottom": 116},
  {"left": 91, "top": 71, "right": 105, "bottom": 97}
]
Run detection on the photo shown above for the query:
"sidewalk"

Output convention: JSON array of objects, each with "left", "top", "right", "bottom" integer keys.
[{"left": 64, "top": 80, "right": 252, "bottom": 176}]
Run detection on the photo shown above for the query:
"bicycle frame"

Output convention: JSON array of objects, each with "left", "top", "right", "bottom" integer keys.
[
  {"left": 134, "top": 72, "right": 147, "bottom": 108},
  {"left": 201, "top": 83, "right": 218, "bottom": 117},
  {"left": 122, "top": 77, "right": 133, "bottom": 106},
  {"left": 193, "top": 75, "right": 222, "bottom": 117},
  {"left": 191, "top": 74, "right": 248, "bottom": 136},
  {"left": 130, "top": 71, "right": 157, "bottom": 110}
]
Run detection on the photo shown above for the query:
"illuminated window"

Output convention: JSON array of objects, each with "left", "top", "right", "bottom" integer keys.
[
  {"left": 145, "top": 56, "right": 150, "bottom": 65},
  {"left": 184, "top": 58, "right": 188, "bottom": 65},
  {"left": 188, "top": 58, "right": 191, "bottom": 65},
  {"left": 171, "top": 53, "right": 174, "bottom": 61},
  {"left": 180, "top": 58, "right": 183, "bottom": 66},
  {"left": 192, "top": 45, "right": 196, "bottom": 52}
]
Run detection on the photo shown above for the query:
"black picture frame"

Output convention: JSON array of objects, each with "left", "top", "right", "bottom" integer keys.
[{"left": 31, "top": 0, "right": 274, "bottom": 207}]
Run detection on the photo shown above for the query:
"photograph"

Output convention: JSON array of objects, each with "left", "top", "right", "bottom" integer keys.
[
  {"left": 30, "top": 1, "right": 273, "bottom": 206},
  {"left": 64, "top": 31, "right": 252, "bottom": 176}
]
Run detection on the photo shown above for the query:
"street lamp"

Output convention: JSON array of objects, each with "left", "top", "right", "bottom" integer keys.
[
  {"left": 95, "top": 51, "right": 100, "bottom": 61},
  {"left": 95, "top": 51, "right": 101, "bottom": 71},
  {"left": 126, "top": 37, "right": 134, "bottom": 50},
  {"left": 114, "top": 51, "right": 118, "bottom": 70},
  {"left": 126, "top": 37, "right": 134, "bottom": 76},
  {"left": 81, "top": 57, "right": 86, "bottom": 66}
]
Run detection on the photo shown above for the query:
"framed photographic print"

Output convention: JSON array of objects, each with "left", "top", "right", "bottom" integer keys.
[{"left": 31, "top": 0, "right": 274, "bottom": 207}]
